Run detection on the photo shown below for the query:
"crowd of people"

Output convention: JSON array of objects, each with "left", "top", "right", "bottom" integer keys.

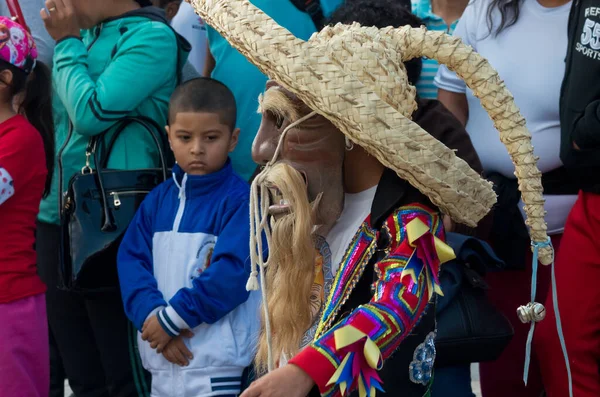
[{"left": 0, "top": 0, "right": 598, "bottom": 396}]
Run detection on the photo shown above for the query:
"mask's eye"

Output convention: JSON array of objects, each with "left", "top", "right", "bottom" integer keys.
[{"left": 275, "top": 115, "right": 284, "bottom": 129}]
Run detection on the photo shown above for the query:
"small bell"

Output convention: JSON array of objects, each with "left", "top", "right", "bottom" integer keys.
[{"left": 517, "top": 302, "right": 546, "bottom": 324}]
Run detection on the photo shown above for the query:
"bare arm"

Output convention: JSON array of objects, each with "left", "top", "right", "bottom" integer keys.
[
  {"left": 438, "top": 89, "right": 469, "bottom": 127},
  {"left": 203, "top": 45, "right": 215, "bottom": 77}
]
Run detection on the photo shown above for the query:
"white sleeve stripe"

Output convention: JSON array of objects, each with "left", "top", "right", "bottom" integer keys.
[
  {"left": 165, "top": 305, "right": 191, "bottom": 330},
  {"left": 157, "top": 309, "right": 180, "bottom": 337},
  {"left": 0, "top": 167, "right": 15, "bottom": 206}
]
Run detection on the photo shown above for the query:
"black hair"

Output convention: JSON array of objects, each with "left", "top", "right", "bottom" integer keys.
[
  {"left": 135, "top": 0, "right": 153, "bottom": 7},
  {"left": 1, "top": 61, "right": 54, "bottom": 196},
  {"left": 486, "top": 0, "right": 521, "bottom": 37},
  {"left": 169, "top": 77, "right": 237, "bottom": 130},
  {"left": 326, "top": 0, "right": 423, "bottom": 86}
]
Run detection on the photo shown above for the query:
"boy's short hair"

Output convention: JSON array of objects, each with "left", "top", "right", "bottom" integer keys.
[
  {"left": 169, "top": 77, "right": 237, "bottom": 130},
  {"left": 327, "top": 0, "right": 424, "bottom": 86}
]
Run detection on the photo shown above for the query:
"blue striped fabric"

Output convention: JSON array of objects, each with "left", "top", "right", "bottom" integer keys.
[
  {"left": 411, "top": 0, "right": 459, "bottom": 99},
  {"left": 211, "top": 376, "right": 242, "bottom": 394}
]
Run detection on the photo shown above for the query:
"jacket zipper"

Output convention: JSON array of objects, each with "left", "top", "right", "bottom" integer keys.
[
  {"left": 172, "top": 175, "right": 188, "bottom": 232},
  {"left": 58, "top": 24, "right": 104, "bottom": 218},
  {"left": 58, "top": 122, "right": 73, "bottom": 216}
]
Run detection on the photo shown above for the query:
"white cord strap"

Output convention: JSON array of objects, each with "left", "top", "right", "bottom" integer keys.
[
  {"left": 551, "top": 246, "right": 574, "bottom": 397},
  {"left": 522, "top": 238, "right": 572, "bottom": 397}
]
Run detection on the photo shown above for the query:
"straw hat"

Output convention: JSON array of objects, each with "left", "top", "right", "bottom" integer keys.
[{"left": 188, "top": 0, "right": 552, "bottom": 265}]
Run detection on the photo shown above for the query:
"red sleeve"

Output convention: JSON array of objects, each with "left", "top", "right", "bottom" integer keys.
[{"left": 0, "top": 117, "right": 45, "bottom": 206}]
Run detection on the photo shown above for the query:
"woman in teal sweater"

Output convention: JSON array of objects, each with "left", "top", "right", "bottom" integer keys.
[{"left": 38, "top": 1, "right": 189, "bottom": 395}]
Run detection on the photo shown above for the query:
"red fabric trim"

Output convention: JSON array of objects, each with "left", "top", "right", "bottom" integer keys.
[
  {"left": 0, "top": 273, "right": 46, "bottom": 304},
  {"left": 289, "top": 346, "right": 336, "bottom": 393},
  {"left": 350, "top": 311, "right": 380, "bottom": 335}
]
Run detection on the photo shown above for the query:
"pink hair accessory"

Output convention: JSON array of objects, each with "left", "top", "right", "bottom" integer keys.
[{"left": 0, "top": 16, "right": 37, "bottom": 72}]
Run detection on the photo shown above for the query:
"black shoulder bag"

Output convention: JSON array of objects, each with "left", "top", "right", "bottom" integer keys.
[
  {"left": 60, "top": 117, "right": 169, "bottom": 293},
  {"left": 435, "top": 233, "right": 514, "bottom": 367}
]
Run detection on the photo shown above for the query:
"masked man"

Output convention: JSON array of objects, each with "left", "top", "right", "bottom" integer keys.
[{"left": 188, "top": 1, "right": 552, "bottom": 396}]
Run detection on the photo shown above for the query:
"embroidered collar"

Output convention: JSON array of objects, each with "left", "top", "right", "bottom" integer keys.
[
  {"left": 315, "top": 217, "right": 378, "bottom": 337},
  {"left": 315, "top": 170, "right": 435, "bottom": 338}
]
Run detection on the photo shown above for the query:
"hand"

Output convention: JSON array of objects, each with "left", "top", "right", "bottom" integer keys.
[
  {"left": 573, "top": 141, "right": 581, "bottom": 150},
  {"left": 162, "top": 329, "right": 195, "bottom": 367},
  {"left": 142, "top": 315, "right": 173, "bottom": 353},
  {"left": 40, "top": 0, "right": 80, "bottom": 41},
  {"left": 240, "top": 364, "right": 314, "bottom": 397}
]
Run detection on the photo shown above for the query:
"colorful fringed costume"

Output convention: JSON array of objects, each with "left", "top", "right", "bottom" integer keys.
[{"left": 290, "top": 202, "right": 453, "bottom": 396}]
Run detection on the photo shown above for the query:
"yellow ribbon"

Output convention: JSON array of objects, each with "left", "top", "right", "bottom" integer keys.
[
  {"left": 327, "top": 326, "right": 383, "bottom": 397},
  {"left": 406, "top": 218, "right": 456, "bottom": 263},
  {"left": 404, "top": 218, "right": 456, "bottom": 298}
]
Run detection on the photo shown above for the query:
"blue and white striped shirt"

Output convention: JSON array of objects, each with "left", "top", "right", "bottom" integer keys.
[{"left": 411, "top": 0, "right": 459, "bottom": 99}]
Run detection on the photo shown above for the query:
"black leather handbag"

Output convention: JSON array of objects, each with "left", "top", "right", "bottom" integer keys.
[
  {"left": 435, "top": 233, "right": 514, "bottom": 367},
  {"left": 59, "top": 117, "right": 169, "bottom": 293}
]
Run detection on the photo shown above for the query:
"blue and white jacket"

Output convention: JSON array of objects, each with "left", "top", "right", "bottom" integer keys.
[{"left": 118, "top": 160, "right": 260, "bottom": 397}]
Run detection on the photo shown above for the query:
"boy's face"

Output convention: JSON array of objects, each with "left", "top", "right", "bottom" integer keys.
[{"left": 166, "top": 112, "right": 239, "bottom": 176}]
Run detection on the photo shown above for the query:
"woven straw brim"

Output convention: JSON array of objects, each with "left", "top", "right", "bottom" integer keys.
[{"left": 190, "top": 0, "right": 496, "bottom": 228}]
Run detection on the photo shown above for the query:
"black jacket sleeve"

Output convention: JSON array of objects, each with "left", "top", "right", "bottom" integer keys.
[{"left": 571, "top": 99, "right": 600, "bottom": 150}]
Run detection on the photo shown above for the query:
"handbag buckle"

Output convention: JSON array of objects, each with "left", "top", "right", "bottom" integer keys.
[
  {"left": 81, "top": 150, "right": 93, "bottom": 174},
  {"left": 110, "top": 192, "right": 121, "bottom": 208},
  {"left": 82, "top": 139, "right": 98, "bottom": 174}
]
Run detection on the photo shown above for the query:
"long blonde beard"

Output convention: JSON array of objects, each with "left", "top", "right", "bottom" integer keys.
[{"left": 254, "top": 162, "right": 318, "bottom": 375}]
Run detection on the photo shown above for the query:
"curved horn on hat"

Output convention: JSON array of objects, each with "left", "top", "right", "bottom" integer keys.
[
  {"left": 335, "top": 24, "right": 552, "bottom": 265},
  {"left": 317, "top": 24, "right": 553, "bottom": 264}
]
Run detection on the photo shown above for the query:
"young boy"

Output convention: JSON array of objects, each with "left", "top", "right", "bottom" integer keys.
[{"left": 118, "top": 77, "right": 260, "bottom": 397}]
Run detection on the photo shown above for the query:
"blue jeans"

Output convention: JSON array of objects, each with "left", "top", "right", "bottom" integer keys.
[{"left": 431, "top": 365, "right": 475, "bottom": 397}]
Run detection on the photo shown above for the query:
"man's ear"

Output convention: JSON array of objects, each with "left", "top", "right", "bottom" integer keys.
[
  {"left": 0, "top": 69, "right": 13, "bottom": 87},
  {"left": 165, "top": 125, "right": 173, "bottom": 150},
  {"left": 166, "top": 1, "right": 182, "bottom": 20},
  {"left": 229, "top": 128, "right": 240, "bottom": 152}
]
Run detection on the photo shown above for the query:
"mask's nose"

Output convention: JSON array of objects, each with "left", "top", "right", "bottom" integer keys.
[{"left": 252, "top": 119, "right": 278, "bottom": 165}]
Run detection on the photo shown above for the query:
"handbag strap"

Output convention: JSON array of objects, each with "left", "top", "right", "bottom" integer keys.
[
  {"left": 6, "top": 0, "right": 30, "bottom": 32},
  {"left": 99, "top": 116, "right": 168, "bottom": 169},
  {"left": 86, "top": 117, "right": 169, "bottom": 232}
]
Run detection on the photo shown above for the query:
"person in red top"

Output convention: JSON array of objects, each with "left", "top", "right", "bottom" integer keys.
[{"left": 0, "top": 16, "right": 54, "bottom": 397}]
